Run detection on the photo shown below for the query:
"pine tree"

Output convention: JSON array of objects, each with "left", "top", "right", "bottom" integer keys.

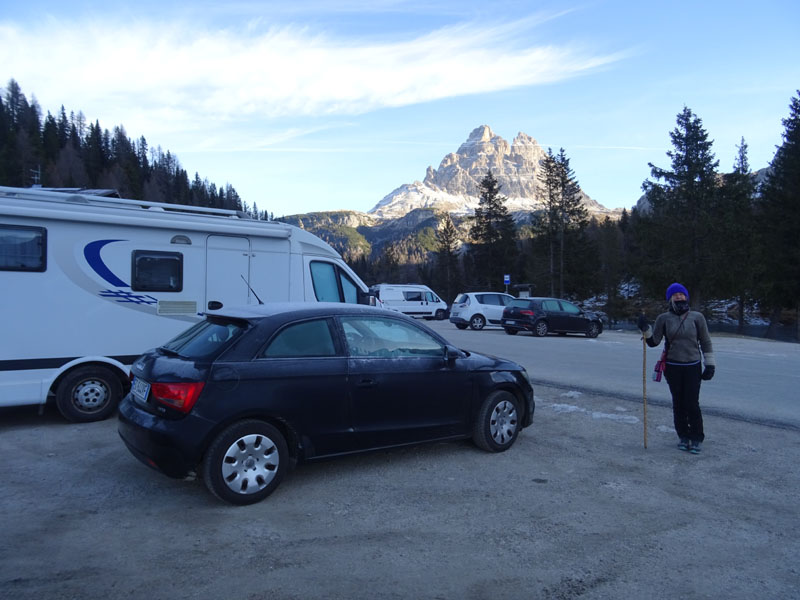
[
  {"left": 435, "top": 213, "right": 462, "bottom": 303},
  {"left": 536, "top": 148, "right": 588, "bottom": 297},
  {"left": 715, "top": 138, "right": 757, "bottom": 332},
  {"left": 468, "top": 171, "right": 517, "bottom": 288},
  {"left": 757, "top": 91, "right": 800, "bottom": 339},
  {"left": 636, "top": 106, "right": 720, "bottom": 307}
]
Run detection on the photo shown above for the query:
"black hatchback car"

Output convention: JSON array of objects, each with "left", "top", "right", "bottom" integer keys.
[
  {"left": 501, "top": 297, "right": 603, "bottom": 338},
  {"left": 118, "top": 303, "right": 534, "bottom": 505}
]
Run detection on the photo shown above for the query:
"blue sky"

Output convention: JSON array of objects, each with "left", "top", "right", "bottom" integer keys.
[{"left": 2, "top": 0, "right": 798, "bottom": 217}]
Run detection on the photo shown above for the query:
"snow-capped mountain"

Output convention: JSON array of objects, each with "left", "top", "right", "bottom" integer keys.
[{"left": 369, "top": 125, "right": 618, "bottom": 219}]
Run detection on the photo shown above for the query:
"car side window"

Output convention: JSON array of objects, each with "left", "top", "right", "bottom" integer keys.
[
  {"left": 542, "top": 300, "right": 560, "bottom": 311},
  {"left": 478, "top": 294, "right": 498, "bottom": 306},
  {"left": 560, "top": 301, "right": 581, "bottom": 315},
  {"left": 499, "top": 295, "right": 513, "bottom": 306},
  {"left": 341, "top": 317, "right": 444, "bottom": 358},
  {"left": 262, "top": 319, "right": 337, "bottom": 357}
]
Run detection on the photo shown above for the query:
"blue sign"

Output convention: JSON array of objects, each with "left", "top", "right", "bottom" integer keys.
[{"left": 503, "top": 274, "right": 510, "bottom": 285}]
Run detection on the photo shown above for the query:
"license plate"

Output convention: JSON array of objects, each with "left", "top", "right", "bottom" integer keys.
[
  {"left": 131, "top": 377, "right": 150, "bottom": 403},
  {"left": 507, "top": 320, "right": 517, "bottom": 325}
]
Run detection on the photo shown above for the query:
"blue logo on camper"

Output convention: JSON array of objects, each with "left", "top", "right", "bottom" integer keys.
[
  {"left": 85, "top": 239, "right": 157, "bottom": 305},
  {"left": 84, "top": 239, "right": 129, "bottom": 287},
  {"left": 98, "top": 289, "right": 158, "bottom": 305}
]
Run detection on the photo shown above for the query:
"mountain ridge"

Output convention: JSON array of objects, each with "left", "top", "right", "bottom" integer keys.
[{"left": 369, "top": 125, "right": 619, "bottom": 220}]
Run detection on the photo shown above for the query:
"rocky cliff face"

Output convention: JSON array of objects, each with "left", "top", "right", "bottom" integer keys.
[{"left": 369, "top": 125, "right": 617, "bottom": 220}]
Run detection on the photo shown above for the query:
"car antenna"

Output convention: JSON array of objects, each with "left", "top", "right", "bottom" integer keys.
[{"left": 240, "top": 274, "right": 264, "bottom": 304}]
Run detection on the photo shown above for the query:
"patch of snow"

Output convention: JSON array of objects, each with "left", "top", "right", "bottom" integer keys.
[
  {"left": 591, "top": 412, "right": 639, "bottom": 424},
  {"left": 560, "top": 391, "right": 583, "bottom": 399},
  {"left": 549, "top": 403, "right": 586, "bottom": 414}
]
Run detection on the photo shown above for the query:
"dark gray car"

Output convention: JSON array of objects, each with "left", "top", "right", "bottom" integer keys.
[{"left": 501, "top": 297, "right": 603, "bottom": 338}]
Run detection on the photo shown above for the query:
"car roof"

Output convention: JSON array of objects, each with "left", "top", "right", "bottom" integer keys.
[{"left": 205, "top": 302, "right": 398, "bottom": 322}]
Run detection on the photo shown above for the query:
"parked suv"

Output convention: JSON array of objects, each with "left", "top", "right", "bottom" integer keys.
[
  {"left": 449, "top": 292, "right": 515, "bottom": 330},
  {"left": 501, "top": 297, "right": 603, "bottom": 338}
]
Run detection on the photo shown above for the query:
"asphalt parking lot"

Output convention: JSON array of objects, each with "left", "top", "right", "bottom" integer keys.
[{"left": 1, "top": 377, "right": 798, "bottom": 599}]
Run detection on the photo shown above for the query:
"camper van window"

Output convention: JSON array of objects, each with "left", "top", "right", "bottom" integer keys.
[
  {"left": 310, "top": 261, "right": 340, "bottom": 302},
  {"left": 310, "top": 261, "right": 359, "bottom": 304},
  {"left": 0, "top": 225, "right": 46, "bottom": 272},
  {"left": 340, "top": 272, "right": 358, "bottom": 304},
  {"left": 403, "top": 291, "right": 424, "bottom": 302},
  {"left": 131, "top": 250, "right": 183, "bottom": 292}
]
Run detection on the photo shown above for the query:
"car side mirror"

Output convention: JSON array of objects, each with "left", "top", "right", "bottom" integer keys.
[{"left": 444, "top": 345, "right": 462, "bottom": 367}]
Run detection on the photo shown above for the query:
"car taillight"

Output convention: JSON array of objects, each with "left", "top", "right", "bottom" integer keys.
[
  {"left": 151, "top": 382, "right": 205, "bottom": 414},
  {"left": 520, "top": 310, "right": 535, "bottom": 316}
]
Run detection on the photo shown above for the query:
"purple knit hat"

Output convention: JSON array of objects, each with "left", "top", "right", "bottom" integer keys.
[{"left": 666, "top": 282, "right": 689, "bottom": 302}]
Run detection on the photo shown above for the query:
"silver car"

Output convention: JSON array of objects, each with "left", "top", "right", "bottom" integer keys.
[{"left": 449, "top": 292, "right": 515, "bottom": 330}]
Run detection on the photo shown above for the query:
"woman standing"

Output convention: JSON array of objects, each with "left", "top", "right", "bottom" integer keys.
[{"left": 638, "top": 283, "right": 715, "bottom": 454}]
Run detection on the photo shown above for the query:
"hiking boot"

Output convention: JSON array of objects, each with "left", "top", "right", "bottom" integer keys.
[
  {"left": 678, "top": 438, "right": 690, "bottom": 451},
  {"left": 689, "top": 440, "right": 703, "bottom": 454}
]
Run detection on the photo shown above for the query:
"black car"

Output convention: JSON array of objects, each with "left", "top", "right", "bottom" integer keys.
[
  {"left": 118, "top": 303, "right": 534, "bottom": 505},
  {"left": 501, "top": 297, "right": 603, "bottom": 338}
]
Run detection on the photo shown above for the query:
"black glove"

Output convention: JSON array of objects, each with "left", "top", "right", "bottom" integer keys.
[
  {"left": 637, "top": 314, "right": 649, "bottom": 332},
  {"left": 702, "top": 365, "right": 715, "bottom": 381}
]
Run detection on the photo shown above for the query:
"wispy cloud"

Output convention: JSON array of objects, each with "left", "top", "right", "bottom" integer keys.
[{"left": 1, "top": 14, "right": 627, "bottom": 145}]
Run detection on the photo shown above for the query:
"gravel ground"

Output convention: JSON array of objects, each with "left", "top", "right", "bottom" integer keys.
[{"left": 1, "top": 381, "right": 798, "bottom": 600}]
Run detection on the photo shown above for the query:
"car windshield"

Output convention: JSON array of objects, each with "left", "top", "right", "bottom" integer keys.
[{"left": 161, "top": 318, "right": 247, "bottom": 359}]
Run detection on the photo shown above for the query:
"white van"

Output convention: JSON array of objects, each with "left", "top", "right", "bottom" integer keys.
[
  {"left": 0, "top": 186, "right": 374, "bottom": 422},
  {"left": 370, "top": 284, "right": 449, "bottom": 320}
]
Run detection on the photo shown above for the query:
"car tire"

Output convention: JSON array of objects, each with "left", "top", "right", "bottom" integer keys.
[
  {"left": 55, "top": 365, "right": 123, "bottom": 422},
  {"left": 504, "top": 328, "right": 518, "bottom": 335},
  {"left": 469, "top": 314, "right": 486, "bottom": 330},
  {"left": 534, "top": 320, "right": 549, "bottom": 337},
  {"left": 585, "top": 322, "right": 601, "bottom": 338},
  {"left": 202, "top": 420, "right": 288, "bottom": 506},
  {"left": 455, "top": 323, "right": 468, "bottom": 330},
  {"left": 472, "top": 390, "right": 521, "bottom": 452},
  {"left": 435, "top": 309, "right": 446, "bottom": 320}
]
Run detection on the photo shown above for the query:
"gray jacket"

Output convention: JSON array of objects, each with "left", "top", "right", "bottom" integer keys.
[{"left": 643, "top": 310, "right": 715, "bottom": 367}]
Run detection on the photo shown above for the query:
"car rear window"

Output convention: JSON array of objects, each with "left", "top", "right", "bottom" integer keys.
[
  {"left": 454, "top": 294, "right": 469, "bottom": 304},
  {"left": 509, "top": 299, "right": 533, "bottom": 309},
  {"left": 160, "top": 318, "right": 247, "bottom": 359}
]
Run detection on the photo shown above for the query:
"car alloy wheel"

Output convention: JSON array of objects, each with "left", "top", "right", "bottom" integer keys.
[
  {"left": 472, "top": 391, "right": 521, "bottom": 452},
  {"left": 470, "top": 314, "right": 486, "bottom": 330},
  {"left": 534, "top": 320, "right": 549, "bottom": 337},
  {"left": 203, "top": 420, "right": 288, "bottom": 505},
  {"left": 585, "top": 322, "right": 600, "bottom": 338}
]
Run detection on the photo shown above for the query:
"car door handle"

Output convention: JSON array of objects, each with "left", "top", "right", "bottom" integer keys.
[{"left": 356, "top": 378, "right": 377, "bottom": 388}]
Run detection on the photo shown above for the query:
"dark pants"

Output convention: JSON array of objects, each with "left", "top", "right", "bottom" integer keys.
[{"left": 664, "top": 362, "right": 704, "bottom": 443}]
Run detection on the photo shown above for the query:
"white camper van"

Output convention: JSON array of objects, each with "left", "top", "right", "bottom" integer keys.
[
  {"left": 370, "top": 284, "right": 449, "bottom": 320},
  {"left": 0, "top": 186, "right": 374, "bottom": 422}
]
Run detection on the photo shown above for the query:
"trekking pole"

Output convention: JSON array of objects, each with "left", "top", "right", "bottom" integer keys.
[{"left": 642, "top": 334, "right": 648, "bottom": 449}]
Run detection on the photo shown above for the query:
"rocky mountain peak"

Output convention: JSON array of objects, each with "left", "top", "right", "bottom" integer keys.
[{"left": 370, "top": 126, "right": 615, "bottom": 220}]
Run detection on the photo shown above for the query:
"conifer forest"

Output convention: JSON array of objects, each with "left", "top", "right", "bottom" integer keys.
[{"left": 1, "top": 80, "right": 798, "bottom": 339}]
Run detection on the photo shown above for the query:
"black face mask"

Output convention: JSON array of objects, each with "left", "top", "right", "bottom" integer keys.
[{"left": 671, "top": 300, "right": 689, "bottom": 315}]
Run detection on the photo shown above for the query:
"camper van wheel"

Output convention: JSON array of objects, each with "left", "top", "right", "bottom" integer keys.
[
  {"left": 55, "top": 366, "right": 123, "bottom": 423},
  {"left": 434, "top": 309, "right": 446, "bottom": 320}
]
